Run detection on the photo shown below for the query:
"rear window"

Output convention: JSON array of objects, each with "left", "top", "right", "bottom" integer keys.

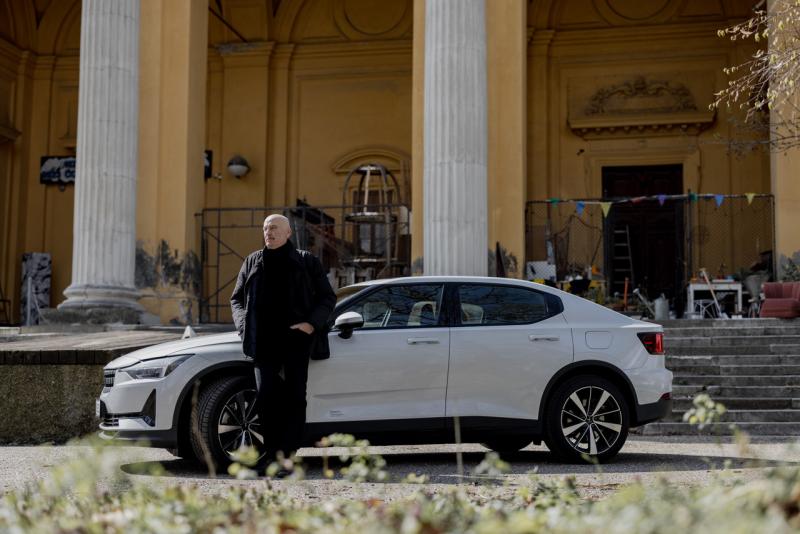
[{"left": 457, "top": 284, "right": 562, "bottom": 326}]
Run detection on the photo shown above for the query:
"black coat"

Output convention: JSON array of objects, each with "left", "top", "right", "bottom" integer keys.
[{"left": 231, "top": 242, "right": 336, "bottom": 360}]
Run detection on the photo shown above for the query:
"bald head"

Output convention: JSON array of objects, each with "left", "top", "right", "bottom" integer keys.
[{"left": 263, "top": 214, "right": 291, "bottom": 249}]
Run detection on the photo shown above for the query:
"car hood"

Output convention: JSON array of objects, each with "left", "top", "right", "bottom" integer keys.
[{"left": 105, "top": 331, "right": 241, "bottom": 369}]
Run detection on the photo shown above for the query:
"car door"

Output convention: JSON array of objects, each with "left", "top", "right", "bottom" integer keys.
[
  {"left": 307, "top": 283, "right": 450, "bottom": 425},
  {"left": 446, "top": 283, "right": 573, "bottom": 422}
]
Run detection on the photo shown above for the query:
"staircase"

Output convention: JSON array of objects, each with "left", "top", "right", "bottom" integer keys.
[{"left": 641, "top": 318, "right": 800, "bottom": 436}]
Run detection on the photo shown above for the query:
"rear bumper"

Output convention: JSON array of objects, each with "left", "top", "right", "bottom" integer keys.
[
  {"left": 633, "top": 395, "right": 672, "bottom": 427},
  {"left": 98, "top": 429, "right": 178, "bottom": 449}
]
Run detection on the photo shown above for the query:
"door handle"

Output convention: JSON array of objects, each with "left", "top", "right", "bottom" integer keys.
[
  {"left": 407, "top": 337, "right": 440, "bottom": 345},
  {"left": 529, "top": 335, "right": 559, "bottom": 342}
]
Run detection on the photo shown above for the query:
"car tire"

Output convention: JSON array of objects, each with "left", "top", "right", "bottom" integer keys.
[
  {"left": 481, "top": 437, "right": 532, "bottom": 455},
  {"left": 543, "top": 375, "right": 629, "bottom": 463},
  {"left": 190, "top": 375, "right": 263, "bottom": 471}
]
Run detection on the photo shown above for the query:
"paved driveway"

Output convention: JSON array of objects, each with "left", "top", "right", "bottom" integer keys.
[{"left": 1, "top": 436, "right": 798, "bottom": 501}]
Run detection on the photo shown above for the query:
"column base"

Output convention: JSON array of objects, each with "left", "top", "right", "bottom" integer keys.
[
  {"left": 51, "top": 284, "right": 147, "bottom": 324},
  {"left": 41, "top": 306, "right": 143, "bottom": 325}
]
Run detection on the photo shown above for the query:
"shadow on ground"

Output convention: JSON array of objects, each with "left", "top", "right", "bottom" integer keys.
[{"left": 121, "top": 448, "right": 792, "bottom": 482}]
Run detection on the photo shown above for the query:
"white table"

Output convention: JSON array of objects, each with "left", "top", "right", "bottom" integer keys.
[{"left": 687, "top": 281, "right": 743, "bottom": 315}]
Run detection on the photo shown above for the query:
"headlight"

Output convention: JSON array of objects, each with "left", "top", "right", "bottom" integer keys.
[{"left": 120, "top": 354, "right": 194, "bottom": 380}]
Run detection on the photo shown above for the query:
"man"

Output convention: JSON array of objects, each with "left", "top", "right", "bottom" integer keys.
[{"left": 230, "top": 214, "right": 336, "bottom": 472}]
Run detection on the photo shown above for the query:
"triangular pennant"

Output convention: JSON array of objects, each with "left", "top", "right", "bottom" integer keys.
[
  {"left": 601, "top": 202, "right": 612, "bottom": 217},
  {"left": 576, "top": 201, "right": 585, "bottom": 216},
  {"left": 548, "top": 197, "right": 560, "bottom": 205},
  {"left": 746, "top": 193, "right": 756, "bottom": 205},
  {"left": 714, "top": 194, "right": 724, "bottom": 207},
  {"left": 688, "top": 192, "right": 698, "bottom": 202},
  {"left": 657, "top": 194, "right": 667, "bottom": 206}
]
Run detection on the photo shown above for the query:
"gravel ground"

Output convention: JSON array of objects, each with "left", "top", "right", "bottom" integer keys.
[{"left": 1, "top": 436, "right": 798, "bottom": 502}]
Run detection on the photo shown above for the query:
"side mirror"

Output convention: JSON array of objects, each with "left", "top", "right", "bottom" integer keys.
[{"left": 334, "top": 311, "right": 364, "bottom": 339}]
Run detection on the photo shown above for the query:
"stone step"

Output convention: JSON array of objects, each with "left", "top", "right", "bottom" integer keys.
[
  {"left": 667, "top": 364, "right": 800, "bottom": 376},
  {"left": 668, "top": 409, "right": 800, "bottom": 423},
  {"left": 640, "top": 421, "right": 800, "bottom": 436},
  {"left": 667, "top": 354, "right": 800, "bottom": 365},
  {"left": 668, "top": 345, "right": 800, "bottom": 356},
  {"left": 673, "top": 375, "right": 800, "bottom": 387},
  {"left": 671, "top": 397, "right": 799, "bottom": 410},
  {"left": 665, "top": 326, "right": 800, "bottom": 338},
  {"left": 668, "top": 335, "right": 800, "bottom": 347},
  {"left": 672, "top": 384, "right": 800, "bottom": 397},
  {"left": 656, "top": 318, "right": 797, "bottom": 328}
]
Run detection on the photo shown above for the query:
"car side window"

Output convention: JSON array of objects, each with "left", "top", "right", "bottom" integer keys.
[
  {"left": 342, "top": 284, "right": 444, "bottom": 329},
  {"left": 457, "top": 284, "right": 561, "bottom": 326}
]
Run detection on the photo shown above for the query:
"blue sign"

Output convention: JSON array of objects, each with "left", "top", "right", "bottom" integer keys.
[{"left": 39, "top": 156, "right": 76, "bottom": 185}]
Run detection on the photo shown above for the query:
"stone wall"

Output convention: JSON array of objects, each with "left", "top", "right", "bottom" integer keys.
[{"left": 0, "top": 364, "right": 103, "bottom": 443}]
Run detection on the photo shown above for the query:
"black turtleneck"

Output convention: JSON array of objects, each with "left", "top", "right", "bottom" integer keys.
[{"left": 258, "top": 241, "right": 293, "bottom": 342}]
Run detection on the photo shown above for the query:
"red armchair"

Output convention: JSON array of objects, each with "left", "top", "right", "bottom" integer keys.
[{"left": 760, "top": 282, "right": 800, "bottom": 318}]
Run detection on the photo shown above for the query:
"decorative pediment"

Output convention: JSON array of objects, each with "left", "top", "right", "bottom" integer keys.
[
  {"left": 568, "top": 73, "right": 715, "bottom": 139},
  {"left": 585, "top": 76, "right": 695, "bottom": 115}
]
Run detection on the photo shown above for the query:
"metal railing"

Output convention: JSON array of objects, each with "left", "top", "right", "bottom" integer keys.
[
  {"left": 197, "top": 204, "right": 411, "bottom": 323},
  {"left": 525, "top": 194, "right": 775, "bottom": 305}
]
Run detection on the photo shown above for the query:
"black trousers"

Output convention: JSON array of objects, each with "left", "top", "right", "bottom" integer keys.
[{"left": 253, "top": 330, "right": 311, "bottom": 460}]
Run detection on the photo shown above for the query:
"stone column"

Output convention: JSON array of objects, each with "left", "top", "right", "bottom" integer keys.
[
  {"left": 769, "top": 0, "right": 800, "bottom": 278},
  {"left": 59, "top": 0, "right": 143, "bottom": 314},
  {"left": 423, "top": 0, "right": 488, "bottom": 276}
]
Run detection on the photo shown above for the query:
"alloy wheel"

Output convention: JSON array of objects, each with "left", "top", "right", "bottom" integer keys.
[
  {"left": 216, "top": 389, "right": 264, "bottom": 460},
  {"left": 559, "top": 385, "right": 623, "bottom": 456}
]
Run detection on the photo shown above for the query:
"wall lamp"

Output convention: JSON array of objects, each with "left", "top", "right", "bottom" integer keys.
[{"left": 227, "top": 155, "right": 250, "bottom": 178}]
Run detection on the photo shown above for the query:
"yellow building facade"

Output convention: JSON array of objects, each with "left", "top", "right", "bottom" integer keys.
[{"left": 0, "top": 0, "right": 795, "bottom": 325}]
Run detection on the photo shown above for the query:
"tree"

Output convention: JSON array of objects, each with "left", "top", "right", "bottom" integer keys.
[{"left": 712, "top": 0, "right": 800, "bottom": 152}]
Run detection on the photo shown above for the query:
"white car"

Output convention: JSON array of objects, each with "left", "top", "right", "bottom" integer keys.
[{"left": 97, "top": 276, "right": 672, "bottom": 465}]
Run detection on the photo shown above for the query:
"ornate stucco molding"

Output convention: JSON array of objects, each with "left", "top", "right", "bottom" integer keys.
[{"left": 568, "top": 74, "right": 715, "bottom": 139}]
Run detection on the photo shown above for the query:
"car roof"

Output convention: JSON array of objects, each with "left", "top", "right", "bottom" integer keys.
[{"left": 348, "top": 276, "right": 549, "bottom": 290}]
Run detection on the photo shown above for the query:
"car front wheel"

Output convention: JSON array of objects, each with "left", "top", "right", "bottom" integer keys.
[
  {"left": 190, "top": 376, "right": 265, "bottom": 471},
  {"left": 543, "top": 375, "right": 629, "bottom": 463}
]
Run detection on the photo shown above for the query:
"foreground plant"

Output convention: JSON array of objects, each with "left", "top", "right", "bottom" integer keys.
[{"left": 4, "top": 397, "right": 800, "bottom": 533}]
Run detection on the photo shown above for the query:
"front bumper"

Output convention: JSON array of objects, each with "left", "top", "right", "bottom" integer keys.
[
  {"left": 98, "top": 355, "right": 211, "bottom": 434},
  {"left": 98, "top": 428, "right": 178, "bottom": 448}
]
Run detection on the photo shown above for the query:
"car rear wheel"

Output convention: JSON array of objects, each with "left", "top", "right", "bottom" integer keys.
[
  {"left": 190, "top": 376, "right": 266, "bottom": 471},
  {"left": 543, "top": 375, "right": 629, "bottom": 463}
]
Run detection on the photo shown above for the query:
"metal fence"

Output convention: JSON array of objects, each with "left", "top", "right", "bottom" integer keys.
[
  {"left": 198, "top": 203, "right": 411, "bottom": 323},
  {"left": 525, "top": 194, "right": 775, "bottom": 305}
]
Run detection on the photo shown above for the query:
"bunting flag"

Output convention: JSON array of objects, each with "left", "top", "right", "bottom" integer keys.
[
  {"left": 688, "top": 192, "right": 698, "bottom": 202},
  {"left": 657, "top": 194, "right": 667, "bottom": 206},
  {"left": 714, "top": 194, "right": 724, "bottom": 207},
  {"left": 548, "top": 198, "right": 560, "bottom": 205},
  {"left": 746, "top": 192, "right": 756, "bottom": 205},
  {"left": 601, "top": 202, "right": 612, "bottom": 217},
  {"left": 576, "top": 201, "right": 585, "bottom": 216}
]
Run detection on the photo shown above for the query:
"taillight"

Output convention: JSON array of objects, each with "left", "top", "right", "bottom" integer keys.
[{"left": 637, "top": 332, "right": 664, "bottom": 355}]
